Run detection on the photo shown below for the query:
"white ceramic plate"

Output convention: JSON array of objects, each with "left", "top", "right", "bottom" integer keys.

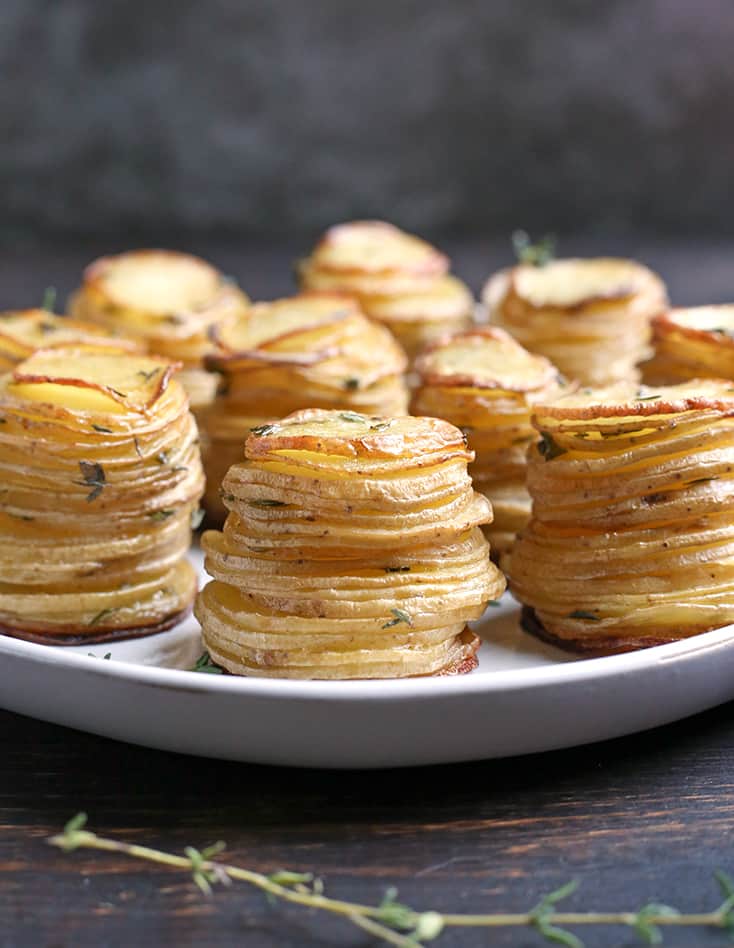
[{"left": 3, "top": 549, "right": 734, "bottom": 769}]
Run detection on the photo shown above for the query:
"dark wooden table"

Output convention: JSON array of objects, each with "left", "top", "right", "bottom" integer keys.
[{"left": 2, "top": 241, "right": 734, "bottom": 948}]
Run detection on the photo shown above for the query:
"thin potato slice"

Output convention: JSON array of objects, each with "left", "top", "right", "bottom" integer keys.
[{"left": 644, "top": 305, "right": 734, "bottom": 384}]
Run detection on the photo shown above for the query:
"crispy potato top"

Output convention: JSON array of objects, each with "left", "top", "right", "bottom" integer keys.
[
  {"left": 0, "top": 309, "right": 139, "bottom": 359},
  {"left": 245, "top": 408, "right": 470, "bottom": 461},
  {"left": 415, "top": 327, "right": 559, "bottom": 392},
  {"left": 7, "top": 347, "right": 179, "bottom": 414},
  {"left": 534, "top": 379, "right": 734, "bottom": 421},
  {"left": 309, "top": 221, "right": 448, "bottom": 277},
  {"left": 654, "top": 305, "right": 734, "bottom": 344},
  {"left": 510, "top": 258, "right": 654, "bottom": 310},
  {"left": 82, "top": 250, "right": 227, "bottom": 315},
  {"left": 211, "top": 293, "right": 360, "bottom": 353}
]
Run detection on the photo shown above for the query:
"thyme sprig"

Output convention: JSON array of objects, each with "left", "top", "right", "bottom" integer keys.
[
  {"left": 41, "top": 286, "right": 57, "bottom": 313},
  {"left": 512, "top": 230, "right": 556, "bottom": 267},
  {"left": 49, "top": 816, "right": 734, "bottom": 947}
]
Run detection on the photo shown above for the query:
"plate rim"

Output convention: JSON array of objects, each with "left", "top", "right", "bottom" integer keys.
[{"left": 3, "top": 619, "right": 734, "bottom": 702}]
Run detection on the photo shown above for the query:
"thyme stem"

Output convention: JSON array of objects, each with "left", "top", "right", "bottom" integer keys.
[{"left": 48, "top": 817, "right": 734, "bottom": 946}]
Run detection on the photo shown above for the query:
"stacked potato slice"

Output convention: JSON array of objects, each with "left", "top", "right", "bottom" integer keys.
[
  {"left": 201, "top": 292, "right": 409, "bottom": 521},
  {"left": 298, "top": 220, "right": 474, "bottom": 358},
  {"left": 483, "top": 258, "right": 667, "bottom": 385},
  {"left": 196, "top": 409, "right": 506, "bottom": 678},
  {"left": 0, "top": 308, "right": 139, "bottom": 370},
  {"left": 0, "top": 346, "right": 204, "bottom": 643},
  {"left": 507, "top": 380, "right": 734, "bottom": 653},
  {"left": 412, "top": 327, "right": 565, "bottom": 556},
  {"left": 68, "top": 249, "right": 249, "bottom": 410},
  {"left": 644, "top": 305, "right": 734, "bottom": 383}
]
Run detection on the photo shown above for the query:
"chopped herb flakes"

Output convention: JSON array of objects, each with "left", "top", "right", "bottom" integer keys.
[
  {"left": 568, "top": 610, "right": 601, "bottom": 621},
  {"left": 89, "top": 607, "right": 118, "bottom": 626},
  {"left": 77, "top": 461, "right": 106, "bottom": 501},
  {"left": 370, "top": 421, "right": 392, "bottom": 431},
  {"left": 149, "top": 509, "right": 176, "bottom": 522},
  {"left": 343, "top": 377, "right": 360, "bottom": 391},
  {"left": 250, "top": 423, "right": 277, "bottom": 436},
  {"left": 248, "top": 498, "right": 286, "bottom": 508},
  {"left": 537, "top": 431, "right": 566, "bottom": 460},
  {"left": 137, "top": 368, "right": 160, "bottom": 381},
  {"left": 382, "top": 608, "right": 413, "bottom": 629},
  {"left": 384, "top": 566, "right": 410, "bottom": 573},
  {"left": 339, "top": 411, "right": 367, "bottom": 423},
  {"left": 91, "top": 424, "right": 113, "bottom": 434}
]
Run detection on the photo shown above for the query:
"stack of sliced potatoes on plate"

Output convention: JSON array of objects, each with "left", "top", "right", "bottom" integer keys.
[
  {"left": 412, "top": 327, "right": 566, "bottom": 556},
  {"left": 482, "top": 257, "right": 667, "bottom": 385},
  {"left": 196, "top": 409, "right": 506, "bottom": 678},
  {"left": 298, "top": 220, "right": 474, "bottom": 358},
  {"left": 0, "top": 346, "right": 204, "bottom": 643},
  {"left": 68, "top": 249, "right": 250, "bottom": 410},
  {"left": 201, "top": 292, "right": 409, "bottom": 522},
  {"left": 643, "top": 305, "right": 734, "bottom": 383},
  {"left": 0, "top": 307, "right": 140, "bottom": 370},
  {"left": 507, "top": 380, "right": 734, "bottom": 654}
]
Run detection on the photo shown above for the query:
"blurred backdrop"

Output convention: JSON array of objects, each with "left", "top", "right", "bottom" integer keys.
[{"left": 3, "top": 0, "right": 734, "bottom": 248}]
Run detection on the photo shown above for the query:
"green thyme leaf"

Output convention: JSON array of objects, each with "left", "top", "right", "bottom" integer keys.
[
  {"left": 487, "top": 600, "right": 502, "bottom": 608},
  {"left": 370, "top": 421, "right": 392, "bottom": 431},
  {"left": 250, "top": 423, "right": 277, "bottom": 436},
  {"left": 568, "top": 610, "right": 601, "bottom": 621},
  {"left": 339, "top": 411, "right": 367, "bottom": 423},
  {"left": 384, "top": 566, "right": 410, "bottom": 573},
  {"left": 156, "top": 451, "right": 170, "bottom": 464},
  {"left": 149, "top": 509, "right": 176, "bottom": 522},
  {"left": 137, "top": 368, "right": 160, "bottom": 381},
  {"left": 342, "top": 377, "right": 360, "bottom": 391},
  {"left": 633, "top": 903, "right": 679, "bottom": 945},
  {"left": 382, "top": 608, "right": 413, "bottom": 629},
  {"left": 512, "top": 230, "right": 556, "bottom": 267},
  {"left": 247, "top": 499, "right": 287, "bottom": 508},
  {"left": 91, "top": 424, "right": 113, "bottom": 434},
  {"left": 89, "top": 607, "right": 118, "bottom": 626},
  {"left": 191, "top": 652, "right": 223, "bottom": 674},
  {"left": 41, "top": 286, "right": 57, "bottom": 312}
]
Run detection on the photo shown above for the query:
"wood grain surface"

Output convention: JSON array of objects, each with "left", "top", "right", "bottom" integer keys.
[
  {"left": 3, "top": 704, "right": 734, "bottom": 947},
  {"left": 3, "top": 243, "right": 734, "bottom": 948}
]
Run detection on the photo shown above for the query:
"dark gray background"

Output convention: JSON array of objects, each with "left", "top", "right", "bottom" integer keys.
[{"left": 2, "top": 0, "right": 734, "bottom": 244}]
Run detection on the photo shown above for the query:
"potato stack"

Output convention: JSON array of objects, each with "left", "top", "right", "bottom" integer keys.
[
  {"left": 0, "top": 346, "right": 204, "bottom": 644},
  {"left": 483, "top": 258, "right": 667, "bottom": 385},
  {"left": 644, "top": 306, "right": 734, "bottom": 384},
  {"left": 0, "top": 308, "right": 140, "bottom": 370},
  {"left": 412, "top": 327, "right": 565, "bottom": 556},
  {"left": 201, "top": 292, "right": 409, "bottom": 521},
  {"left": 196, "top": 409, "right": 506, "bottom": 678},
  {"left": 507, "top": 380, "right": 734, "bottom": 654},
  {"left": 298, "top": 220, "right": 474, "bottom": 358},
  {"left": 69, "top": 249, "right": 250, "bottom": 410}
]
